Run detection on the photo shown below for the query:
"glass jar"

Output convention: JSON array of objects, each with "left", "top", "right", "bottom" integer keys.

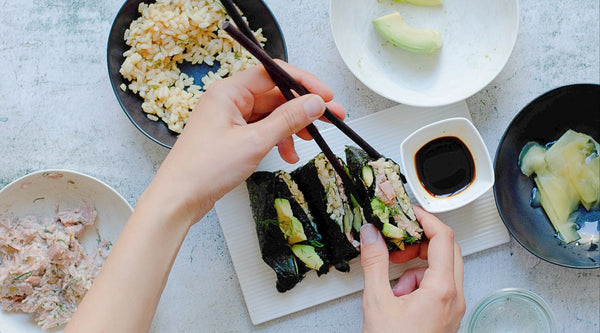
[{"left": 468, "top": 288, "right": 558, "bottom": 333}]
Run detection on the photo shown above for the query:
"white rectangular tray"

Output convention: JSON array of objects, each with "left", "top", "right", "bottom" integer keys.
[{"left": 214, "top": 101, "right": 510, "bottom": 325}]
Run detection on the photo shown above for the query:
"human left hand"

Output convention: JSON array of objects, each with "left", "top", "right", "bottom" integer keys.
[{"left": 360, "top": 206, "right": 465, "bottom": 333}]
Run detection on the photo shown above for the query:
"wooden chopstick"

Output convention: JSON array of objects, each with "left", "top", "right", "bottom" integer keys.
[
  {"left": 220, "top": 21, "right": 381, "bottom": 160},
  {"left": 219, "top": 0, "right": 261, "bottom": 46},
  {"left": 222, "top": 21, "right": 383, "bottom": 230}
]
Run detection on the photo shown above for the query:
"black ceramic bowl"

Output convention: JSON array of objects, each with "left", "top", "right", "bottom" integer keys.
[
  {"left": 494, "top": 84, "right": 600, "bottom": 269},
  {"left": 107, "top": 0, "right": 287, "bottom": 148}
]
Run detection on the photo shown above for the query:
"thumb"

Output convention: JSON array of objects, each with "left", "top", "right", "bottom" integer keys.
[
  {"left": 253, "top": 94, "right": 326, "bottom": 146},
  {"left": 360, "top": 224, "right": 392, "bottom": 299}
]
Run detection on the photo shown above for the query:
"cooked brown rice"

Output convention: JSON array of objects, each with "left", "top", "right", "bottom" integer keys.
[{"left": 119, "top": 0, "right": 265, "bottom": 133}]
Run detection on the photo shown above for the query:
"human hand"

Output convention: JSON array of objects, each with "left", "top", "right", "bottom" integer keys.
[
  {"left": 143, "top": 61, "right": 346, "bottom": 225},
  {"left": 360, "top": 206, "right": 465, "bottom": 333}
]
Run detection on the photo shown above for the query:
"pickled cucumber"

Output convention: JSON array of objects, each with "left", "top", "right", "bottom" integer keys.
[
  {"left": 519, "top": 130, "right": 600, "bottom": 243},
  {"left": 544, "top": 130, "right": 600, "bottom": 209}
]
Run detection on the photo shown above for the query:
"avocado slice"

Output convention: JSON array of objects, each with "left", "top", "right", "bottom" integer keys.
[
  {"left": 382, "top": 222, "right": 407, "bottom": 239},
  {"left": 291, "top": 244, "right": 325, "bottom": 270},
  {"left": 274, "top": 198, "right": 308, "bottom": 244},
  {"left": 373, "top": 11, "right": 442, "bottom": 54},
  {"left": 393, "top": 0, "right": 443, "bottom": 6}
]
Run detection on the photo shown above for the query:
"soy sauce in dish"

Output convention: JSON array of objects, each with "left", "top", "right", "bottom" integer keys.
[{"left": 415, "top": 136, "right": 475, "bottom": 197}]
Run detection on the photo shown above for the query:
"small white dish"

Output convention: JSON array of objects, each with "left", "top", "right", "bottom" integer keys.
[
  {"left": 329, "top": 0, "right": 519, "bottom": 107},
  {"left": 400, "top": 117, "right": 494, "bottom": 213}
]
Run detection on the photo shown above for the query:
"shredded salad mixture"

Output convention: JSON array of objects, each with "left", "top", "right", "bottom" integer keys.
[{"left": 0, "top": 204, "right": 110, "bottom": 330}]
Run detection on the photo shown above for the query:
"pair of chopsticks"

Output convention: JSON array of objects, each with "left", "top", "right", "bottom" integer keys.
[{"left": 220, "top": 0, "right": 383, "bottom": 228}]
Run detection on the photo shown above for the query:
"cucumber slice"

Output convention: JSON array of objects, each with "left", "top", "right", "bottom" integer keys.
[
  {"left": 371, "top": 197, "right": 390, "bottom": 224},
  {"left": 352, "top": 206, "right": 363, "bottom": 233},
  {"left": 362, "top": 166, "right": 374, "bottom": 187},
  {"left": 343, "top": 205, "right": 353, "bottom": 235}
]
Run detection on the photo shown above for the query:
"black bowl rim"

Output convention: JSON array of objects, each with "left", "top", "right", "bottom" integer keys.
[
  {"left": 106, "top": 0, "right": 288, "bottom": 149},
  {"left": 493, "top": 83, "right": 600, "bottom": 269}
]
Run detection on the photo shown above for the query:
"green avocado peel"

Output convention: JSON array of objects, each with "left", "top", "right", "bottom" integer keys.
[{"left": 372, "top": 11, "right": 442, "bottom": 54}]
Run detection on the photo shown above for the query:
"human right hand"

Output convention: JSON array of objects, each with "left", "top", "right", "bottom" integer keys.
[
  {"left": 67, "top": 62, "right": 343, "bottom": 333},
  {"left": 143, "top": 61, "right": 345, "bottom": 226},
  {"left": 360, "top": 206, "right": 465, "bottom": 332}
]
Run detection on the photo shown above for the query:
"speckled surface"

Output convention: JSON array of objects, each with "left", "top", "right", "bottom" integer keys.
[{"left": 0, "top": 0, "right": 598, "bottom": 332}]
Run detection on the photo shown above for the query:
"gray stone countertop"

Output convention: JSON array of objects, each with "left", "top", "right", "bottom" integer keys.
[{"left": 0, "top": 0, "right": 598, "bottom": 332}]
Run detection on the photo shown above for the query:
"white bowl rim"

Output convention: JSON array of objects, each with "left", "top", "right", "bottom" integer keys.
[
  {"left": 0, "top": 169, "right": 134, "bottom": 212},
  {"left": 329, "top": 0, "right": 520, "bottom": 107},
  {"left": 0, "top": 169, "right": 133, "bottom": 332}
]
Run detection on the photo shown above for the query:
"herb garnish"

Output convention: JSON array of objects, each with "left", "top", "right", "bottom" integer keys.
[
  {"left": 13, "top": 271, "right": 32, "bottom": 281},
  {"left": 258, "top": 219, "right": 278, "bottom": 228},
  {"left": 309, "top": 240, "right": 324, "bottom": 248}
]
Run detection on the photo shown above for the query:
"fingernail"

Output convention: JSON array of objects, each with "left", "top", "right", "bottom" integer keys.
[
  {"left": 303, "top": 95, "right": 325, "bottom": 118},
  {"left": 360, "top": 224, "right": 379, "bottom": 245}
]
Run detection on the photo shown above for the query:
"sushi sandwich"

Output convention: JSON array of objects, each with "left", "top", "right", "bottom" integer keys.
[
  {"left": 345, "top": 146, "right": 424, "bottom": 251},
  {"left": 291, "top": 153, "right": 362, "bottom": 272},
  {"left": 246, "top": 171, "right": 329, "bottom": 293}
]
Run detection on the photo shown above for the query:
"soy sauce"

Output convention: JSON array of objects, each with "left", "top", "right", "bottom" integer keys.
[{"left": 415, "top": 136, "right": 475, "bottom": 197}]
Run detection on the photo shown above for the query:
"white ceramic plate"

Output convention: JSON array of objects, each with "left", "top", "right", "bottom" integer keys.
[
  {"left": 0, "top": 170, "right": 133, "bottom": 333},
  {"left": 215, "top": 101, "right": 510, "bottom": 325},
  {"left": 329, "top": 0, "right": 519, "bottom": 107}
]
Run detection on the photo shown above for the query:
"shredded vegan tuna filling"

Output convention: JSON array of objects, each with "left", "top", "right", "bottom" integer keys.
[
  {"left": 0, "top": 204, "right": 110, "bottom": 330},
  {"left": 369, "top": 158, "right": 422, "bottom": 239}
]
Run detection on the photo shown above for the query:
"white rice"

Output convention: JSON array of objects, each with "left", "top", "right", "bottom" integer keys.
[
  {"left": 314, "top": 153, "right": 349, "bottom": 229},
  {"left": 119, "top": 0, "right": 266, "bottom": 133}
]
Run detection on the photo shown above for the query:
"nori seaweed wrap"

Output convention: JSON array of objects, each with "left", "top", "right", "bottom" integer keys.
[
  {"left": 345, "top": 146, "right": 424, "bottom": 251},
  {"left": 246, "top": 171, "right": 329, "bottom": 293},
  {"left": 291, "top": 153, "right": 361, "bottom": 272}
]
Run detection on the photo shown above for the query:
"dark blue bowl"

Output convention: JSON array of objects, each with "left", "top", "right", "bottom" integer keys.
[
  {"left": 107, "top": 0, "right": 287, "bottom": 148},
  {"left": 494, "top": 84, "right": 600, "bottom": 269}
]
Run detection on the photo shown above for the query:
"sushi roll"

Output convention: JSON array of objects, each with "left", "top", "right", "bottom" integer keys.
[
  {"left": 246, "top": 171, "right": 329, "bottom": 293},
  {"left": 291, "top": 153, "right": 362, "bottom": 272},
  {"left": 345, "top": 146, "right": 423, "bottom": 251}
]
